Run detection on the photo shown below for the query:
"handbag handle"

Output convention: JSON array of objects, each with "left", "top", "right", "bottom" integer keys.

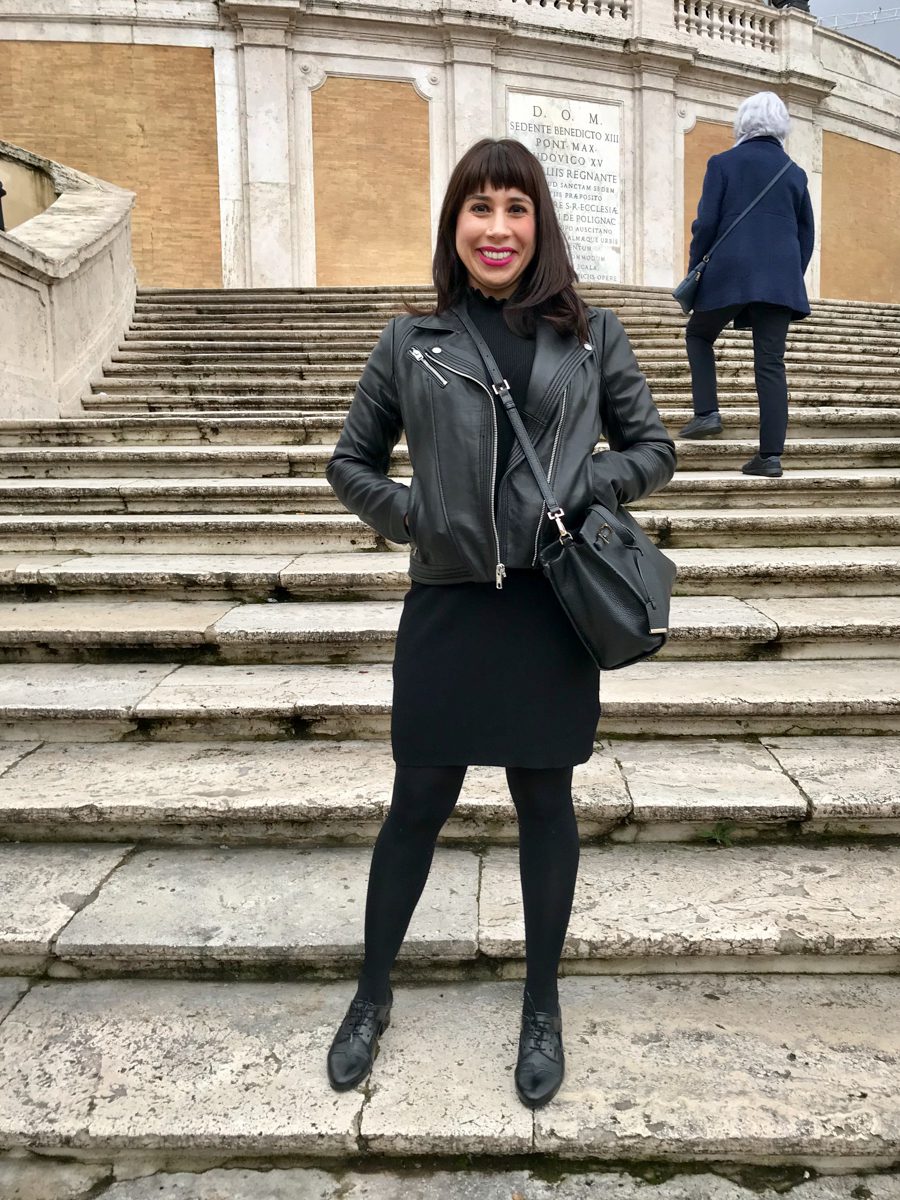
[
  {"left": 454, "top": 304, "right": 573, "bottom": 543},
  {"left": 699, "top": 159, "right": 793, "bottom": 264}
]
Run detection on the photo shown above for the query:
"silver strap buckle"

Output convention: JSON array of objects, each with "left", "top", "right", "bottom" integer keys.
[
  {"left": 547, "top": 506, "right": 571, "bottom": 542},
  {"left": 492, "top": 379, "right": 512, "bottom": 396}
]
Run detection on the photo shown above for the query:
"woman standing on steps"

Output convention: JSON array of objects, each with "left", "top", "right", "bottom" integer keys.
[
  {"left": 679, "top": 91, "right": 815, "bottom": 478},
  {"left": 325, "top": 138, "right": 675, "bottom": 1108}
]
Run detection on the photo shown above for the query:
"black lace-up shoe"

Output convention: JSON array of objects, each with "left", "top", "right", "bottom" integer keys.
[
  {"left": 515, "top": 991, "right": 565, "bottom": 1109},
  {"left": 742, "top": 453, "right": 783, "bottom": 477},
  {"left": 678, "top": 412, "right": 722, "bottom": 438},
  {"left": 326, "top": 991, "right": 392, "bottom": 1091}
]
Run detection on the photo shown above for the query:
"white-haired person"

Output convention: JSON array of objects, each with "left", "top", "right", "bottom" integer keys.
[{"left": 679, "top": 91, "right": 815, "bottom": 476}]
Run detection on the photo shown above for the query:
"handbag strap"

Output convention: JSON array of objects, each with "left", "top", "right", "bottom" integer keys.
[
  {"left": 454, "top": 303, "right": 573, "bottom": 543},
  {"left": 701, "top": 160, "right": 793, "bottom": 263}
]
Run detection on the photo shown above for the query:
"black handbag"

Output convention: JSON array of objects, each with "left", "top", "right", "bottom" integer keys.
[
  {"left": 455, "top": 306, "right": 677, "bottom": 671},
  {"left": 673, "top": 160, "right": 793, "bottom": 315}
]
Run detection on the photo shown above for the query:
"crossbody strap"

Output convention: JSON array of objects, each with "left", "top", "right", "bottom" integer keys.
[
  {"left": 454, "top": 303, "right": 572, "bottom": 542},
  {"left": 702, "top": 160, "right": 793, "bottom": 263}
]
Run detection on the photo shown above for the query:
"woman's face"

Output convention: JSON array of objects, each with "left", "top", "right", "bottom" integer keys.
[{"left": 455, "top": 184, "right": 537, "bottom": 300}]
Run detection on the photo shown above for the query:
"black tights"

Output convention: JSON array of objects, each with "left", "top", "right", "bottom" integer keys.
[{"left": 356, "top": 764, "right": 579, "bottom": 1013}]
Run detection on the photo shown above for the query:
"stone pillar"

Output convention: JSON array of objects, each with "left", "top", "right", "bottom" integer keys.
[
  {"left": 632, "top": 56, "right": 683, "bottom": 288},
  {"left": 442, "top": 25, "right": 498, "bottom": 166},
  {"left": 224, "top": 2, "right": 300, "bottom": 287}
]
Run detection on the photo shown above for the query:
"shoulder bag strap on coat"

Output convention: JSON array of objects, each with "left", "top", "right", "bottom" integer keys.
[
  {"left": 454, "top": 304, "right": 573, "bottom": 542},
  {"left": 702, "top": 159, "right": 794, "bottom": 263}
]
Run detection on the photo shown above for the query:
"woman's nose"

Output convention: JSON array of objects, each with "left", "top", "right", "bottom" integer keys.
[{"left": 487, "top": 211, "right": 511, "bottom": 238}]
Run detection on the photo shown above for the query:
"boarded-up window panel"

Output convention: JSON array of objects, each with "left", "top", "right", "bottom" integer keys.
[
  {"left": 0, "top": 42, "right": 222, "bottom": 288},
  {"left": 313, "top": 77, "right": 431, "bottom": 285},
  {"left": 822, "top": 132, "right": 900, "bottom": 303},
  {"left": 682, "top": 120, "right": 733, "bottom": 273}
]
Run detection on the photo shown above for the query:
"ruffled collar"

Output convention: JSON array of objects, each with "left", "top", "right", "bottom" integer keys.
[{"left": 467, "top": 286, "right": 507, "bottom": 310}]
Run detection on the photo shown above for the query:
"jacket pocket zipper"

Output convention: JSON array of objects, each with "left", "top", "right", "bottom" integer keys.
[{"left": 407, "top": 347, "right": 448, "bottom": 387}]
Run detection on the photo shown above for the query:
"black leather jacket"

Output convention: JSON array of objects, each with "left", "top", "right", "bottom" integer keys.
[{"left": 326, "top": 305, "right": 676, "bottom": 586}]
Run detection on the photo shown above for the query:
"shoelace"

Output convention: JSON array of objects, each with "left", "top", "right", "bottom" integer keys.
[
  {"left": 523, "top": 1013, "right": 561, "bottom": 1059},
  {"left": 337, "top": 998, "right": 381, "bottom": 1044}
]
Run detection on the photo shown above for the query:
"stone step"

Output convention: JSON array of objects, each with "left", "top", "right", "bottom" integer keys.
[
  {"left": 82, "top": 390, "right": 900, "bottom": 411},
  {"left": 4, "top": 547, "right": 899, "bottom": 600},
  {"left": 0, "top": 507, "right": 895, "bottom": 553},
  {"left": 2, "top": 657, "right": 898, "bottom": 740},
  {"left": 92, "top": 368, "right": 900, "bottom": 391},
  {"left": 7, "top": 840, "right": 900, "bottom": 978},
  {"left": 2, "top": 471, "right": 897, "bottom": 514},
  {"left": 0, "top": 974, "right": 895, "bottom": 1169},
  {"left": 0, "top": 595, "right": 894, "bottom": 663},
  {"left": 4, "top": 1168, "right": 898, "bottom": 1200},
  {"left": 3, "top": 407, "right": 899, "bottom": 444},
  {"left": 0, "top": 735, "right": 894, "bottom": 845}
]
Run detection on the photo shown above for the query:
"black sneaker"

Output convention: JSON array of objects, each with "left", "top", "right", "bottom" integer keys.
[
  {"left": 326, "top": 991, "right": 392, "bottom": 1091},
  {"left": 741, "top": 453, "right": 783, "bottom": 478},
  {"left": 514, "top": 991, "right": 565, "bottom": 1109},
  {"left": 678, "top": 412, "right": 722, "bottom": 438}
]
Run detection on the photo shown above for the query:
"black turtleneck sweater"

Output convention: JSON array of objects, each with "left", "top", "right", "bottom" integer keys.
[{"left": 465, "top": 288, "right": 536, "bottom": 492}]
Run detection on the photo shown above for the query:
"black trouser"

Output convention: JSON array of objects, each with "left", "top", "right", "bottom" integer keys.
[
  {"left": 356, "top": 764, "right": 579, "bottom": 1014},
  {"left": 686, "top": 302, "right": 792, "bottom": 457}
]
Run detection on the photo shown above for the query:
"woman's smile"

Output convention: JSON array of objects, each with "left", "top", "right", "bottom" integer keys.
[{"left": 456, "top": 185, "right": 537, "bottom": 299}]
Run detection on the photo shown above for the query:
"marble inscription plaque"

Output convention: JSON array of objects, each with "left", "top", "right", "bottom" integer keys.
[{"left": 508, "top": 92, "right": 621, "bottom": 282}]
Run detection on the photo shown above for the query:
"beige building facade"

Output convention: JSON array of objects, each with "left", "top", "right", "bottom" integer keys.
[{"left": 1, "top": 0, "right": 898, "bottom": 300}]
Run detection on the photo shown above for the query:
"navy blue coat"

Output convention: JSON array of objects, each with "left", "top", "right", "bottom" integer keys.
[{"left": 688, "top": 135, "right": 815, "bottom": 326}]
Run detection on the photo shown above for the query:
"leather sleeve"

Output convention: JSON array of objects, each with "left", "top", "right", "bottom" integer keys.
[
  {"left": 325, "top": 318, "right": 412, "bottom": 545},
  {"left": 591, "top": 310, "right": 677, "bottom": 508},
  {"left": 688, "top": 156, "right": 724, "bottom": 271}
]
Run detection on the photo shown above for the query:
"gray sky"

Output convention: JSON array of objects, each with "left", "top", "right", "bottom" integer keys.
[{"left": 811, "top": 0, "right": 900, "bottom": 58}]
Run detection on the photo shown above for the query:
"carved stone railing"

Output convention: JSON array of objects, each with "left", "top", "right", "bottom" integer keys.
[
  {"left": 673, "top": 0, "right": 779, "bottom": 52},
  {"left": 0, "top": 141, "right": 136, "bottom": 420}
]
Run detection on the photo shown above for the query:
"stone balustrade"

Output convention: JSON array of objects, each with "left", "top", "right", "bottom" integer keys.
[{"left": 0, "top": 141, "right": 136, "bottom": 420}]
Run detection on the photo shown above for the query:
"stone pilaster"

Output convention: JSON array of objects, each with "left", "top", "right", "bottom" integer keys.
[
  {"left": 632, "top": 56, "right": 682, "bottom": 288},
  {"left": 222, "top": 1, "right": 300, "bottom": 287},
  {"left": 441, "top": 23, "right": 498, "bottom": 165}
]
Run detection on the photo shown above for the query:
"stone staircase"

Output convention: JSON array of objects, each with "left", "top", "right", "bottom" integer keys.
[{"left": 1, "top": 284, "right": 899, "bottom": 1197}]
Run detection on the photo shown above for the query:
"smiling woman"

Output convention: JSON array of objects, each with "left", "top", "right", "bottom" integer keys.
[{"left": 325, "top": 136, "right": 676, "bottom": 1113}]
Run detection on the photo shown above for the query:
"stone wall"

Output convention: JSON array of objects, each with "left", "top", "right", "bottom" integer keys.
[
  {"left": 0, "top": 141, "right": 135, "bottom": 419},
  {"left": 0, "top": 41, "right": 222, "bottom": 288}
]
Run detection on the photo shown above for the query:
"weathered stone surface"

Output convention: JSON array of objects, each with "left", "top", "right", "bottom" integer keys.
[
  {"left": 0, "top": 981, "right": 361, "bottom": 1153},
  {"left": 665, "top": 596, "right": 776, "bottom": 643},
  {"left": 479, "top": 844, "right": 900, "bottom": 964},
  {"left": 765, "top": 736, "right": 900, "bottom": 824},
  {"left": 213, "top": 602, "right": 399, "bottom": 643},
  {"left": 0, "top": 740, "right": 627, "bottom": 841},
  {"left": 0, "top": 744, "right": 39, "bottom": 777},
  {"left": 0, "top": 844, "right": 130, "bottom": 964},
  {"left": 0, "top": 554, "right": 73, "bottom": 586},
  {"left": 752, "top": 597, "right": 900, "bottom": 641},
  {"left": 35, "top": 554, "right": 297, "bottom": 592},
  {"left": 361, "top": 981, "right": 532, "bottom": 1154},
  {"left": 613, "top": 739, "right": 805, "bottom": 824},
  {"left": 134, "top": 663, "right": 393, "bottom": 720},
  {"left": 0, "top": 663, "right": 174, "bottom": 718},
  {"left": 536, "top": 975, "right": 900, "bottom": 1162},
  {"left": 88, "top": 1166, "right": 900, "bottom": 1199},
  {"left": 57, "top": 847, "right": 478, "bottom": 968},
  {"left": 0, "top": 601, "right": 235, "bottom": 644},
  {"left": 0, "top": 979, "right": 28, "bottom": 1022},
  {"left": 0, "top": 1158, "right": 110, "bottom": 1200}
]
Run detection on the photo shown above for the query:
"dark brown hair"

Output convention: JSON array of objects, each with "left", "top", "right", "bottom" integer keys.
[{"left": 427, "top": 138, "right": 589, "bottom": 343}]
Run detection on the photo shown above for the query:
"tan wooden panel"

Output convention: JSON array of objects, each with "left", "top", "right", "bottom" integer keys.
[{"left": 682, "top": 120, "right": 733, "bottom": 273}]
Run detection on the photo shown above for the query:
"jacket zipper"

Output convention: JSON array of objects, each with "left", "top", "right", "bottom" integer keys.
[
  {"left": 407, "top": 347, "right": 448, "bottom": 386},
  {"left": 531, "top": 386, "right": 568, "bottom": 567},
  {"left": 426, "top": 357, "right": 505, "bottom": 589}
]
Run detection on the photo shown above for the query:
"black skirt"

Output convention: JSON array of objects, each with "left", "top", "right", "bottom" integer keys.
[{"left": 391, "top": 569, "right": 601, "bottom": 768}]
